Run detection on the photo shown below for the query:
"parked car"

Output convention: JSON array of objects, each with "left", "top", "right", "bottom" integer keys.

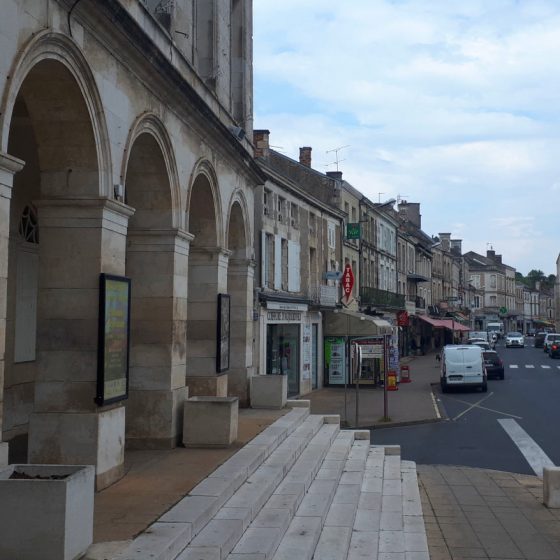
[
  {"left": 534, "top": 332, "right": 547, "bottom": 348},
  {"left": 482, "top": 350, "right": 505, "bottom": 379},
  {"left": 470, "top": 340, "right": 492, "bottom": 351},
  {"left": 550, "top": 341, "right": 560, "bottom": 359},
  {"left": 505, "top": 332, "right": 524, "bottom": 348},
  {"left": 440, "top": 345, "right": 486, "bottom": 393},
  {"left": 544, "top": 333, "right": 560, "bottom": 353}
]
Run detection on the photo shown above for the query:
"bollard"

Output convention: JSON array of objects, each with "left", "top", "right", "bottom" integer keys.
[{"left": 543, "top": 467, "right": 560, "bottom": 508}]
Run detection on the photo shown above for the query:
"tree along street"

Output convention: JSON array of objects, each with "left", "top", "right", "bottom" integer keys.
[{"left": 371, "top": 339, "right": 560, "bottom": 475}]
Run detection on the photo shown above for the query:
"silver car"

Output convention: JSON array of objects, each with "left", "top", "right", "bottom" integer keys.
[{"left": 505, "top": 332, "right": 524, "bottom": 348}]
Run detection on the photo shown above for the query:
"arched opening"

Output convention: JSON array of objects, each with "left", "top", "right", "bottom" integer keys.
[
  {"left": 185, "top": 170, "right": 228, "bottom": 396},
  {"left": 124, "top": 130, "right": 187, "bottom": 448},
  {"left": 226, "top": 200, "right": 253, "bottom": 405},
  {"left": 4, "top": 59, "right": 101, "bottom": 463}
]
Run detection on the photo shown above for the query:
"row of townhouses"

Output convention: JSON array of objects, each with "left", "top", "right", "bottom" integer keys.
[{"left": 0, "top": 1, "right": 557, "bottom": 488}]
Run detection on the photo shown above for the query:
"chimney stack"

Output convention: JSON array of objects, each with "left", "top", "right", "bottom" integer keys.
[
  {"left": 299, "top": 146, "right": 312, "bottom": 167},
  {"left": 450, "top": 239, "right": 462, "bottom": 256},
  {"left": 253, "top": 129, "right": 270, "bottom": 159},
  {"left": 487, "top": 249, "right": 496, "bottom": 260},
  {"left": 439, "top": 233, "right": 451, "bottom": 252},
  {"left": 398, "top": 202, "right": 421, "bottom": 228},
  {"left": 326, "top": 171, "right": 343, "bottom": 181}
]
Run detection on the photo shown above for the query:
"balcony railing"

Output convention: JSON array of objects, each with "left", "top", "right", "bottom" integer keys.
[{"left": 360, "top": 287, "right": 405, "bottom": 309}]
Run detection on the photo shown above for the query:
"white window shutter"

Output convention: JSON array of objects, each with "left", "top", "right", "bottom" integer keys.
[
  {"left": 288, "top": 240, "right": 300, "bottom": 292},
  {"left": 274, "top": 235, "right": 282, "bottom": 289},
  {"left": 261, "top": 230, "right": 267, "bottom": 286}
]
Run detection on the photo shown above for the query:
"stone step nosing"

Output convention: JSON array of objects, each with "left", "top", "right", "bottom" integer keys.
[{"left": 178, "top": 420, "right": 344, "bottom": 560}]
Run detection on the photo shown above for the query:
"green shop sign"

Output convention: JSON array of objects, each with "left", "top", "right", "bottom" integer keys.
[{"left": 346, "top": 223, "right": 361, "bottom": 240}]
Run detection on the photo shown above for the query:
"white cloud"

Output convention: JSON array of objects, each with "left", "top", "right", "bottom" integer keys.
[{"left": 254, "top": 1, "right": 560, "bottom": 274}]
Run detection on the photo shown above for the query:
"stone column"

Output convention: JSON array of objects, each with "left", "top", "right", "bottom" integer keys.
[
  {"left": 125, "top": 228, "right": 192, "bottom": 448},
  {"left": 0, "top": 152, "right": 24, "bottom": 467},
  {"left": 227, "top": 258, "right": 255, "bottom": 406},
  {"left": 27, "top": 198, "right": 133, "bottom": 489},
  {"left": 186, "top": 247, "right": 231, "bottom": 396}
]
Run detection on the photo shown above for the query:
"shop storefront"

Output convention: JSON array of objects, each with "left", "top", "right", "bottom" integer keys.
[{"left": 259, "top": 300, "right": 322, "bottom": 397}]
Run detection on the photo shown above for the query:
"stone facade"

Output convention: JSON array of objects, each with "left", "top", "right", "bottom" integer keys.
[{"left": 0, "top": 1, "right": 260, "bottom": 487}]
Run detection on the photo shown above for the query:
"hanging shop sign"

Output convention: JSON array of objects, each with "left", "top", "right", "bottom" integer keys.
[
  {"left": 342, "top": 264, "right": 354, "bottom": 301},
  {"left": 346, "top": 223, "right": 361, "bottom": 240},
  {"left": 397, "top": 310, "right": 409, "bottom": 326},
  {"left": 96, "top": 273, "right": 131, "bottom": 406}
]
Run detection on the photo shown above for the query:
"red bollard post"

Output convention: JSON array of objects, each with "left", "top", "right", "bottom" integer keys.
[{"left": 400, "top": 365, "right": 411, "bottom": 383}]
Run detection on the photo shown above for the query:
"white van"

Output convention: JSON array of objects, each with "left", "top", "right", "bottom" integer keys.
[
  {"left": 468, "top": 331, "right": 490, "bottom": 343},
  {"left": 440, "top": 345, "right": 487, "bottom": 393}
]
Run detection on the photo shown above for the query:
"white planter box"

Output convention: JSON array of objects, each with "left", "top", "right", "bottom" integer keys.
[
  {"left": 0, "top": 464, "right": 95, "bottom": 560},
  {"left": 183, "top": 396, "right": 239, "bottom": 447},
  {"left": 250, "top": 374, "right": 288, "bottom": 409}
]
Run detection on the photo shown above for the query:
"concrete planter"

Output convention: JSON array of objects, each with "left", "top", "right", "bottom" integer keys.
[
  {"left": 183, "top": 396, "right": 239, "bottom": 447},
  {"left": 0, "top": 464, "right": 95, "bottom": 560},
  {"left": 250, "top": 374, "right": 288, "bottom": 409}
]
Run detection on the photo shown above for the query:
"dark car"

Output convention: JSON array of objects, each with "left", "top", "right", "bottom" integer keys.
[
  {"left": 483, "top": 350, "right": 504, "bottom": 379},
  {"left": 550, "top": 341, "right": 560, "bottom": 359},
  {"left": 535, "top": 332, "right": 546, "bottom": 348}
]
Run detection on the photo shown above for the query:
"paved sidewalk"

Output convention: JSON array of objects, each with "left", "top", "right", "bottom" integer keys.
[
  {"left": 307, "top": 351, "right": 442, "bottom": 428},
  {"left": 419, "top": 465, "right": 560, "bottom": 560}
]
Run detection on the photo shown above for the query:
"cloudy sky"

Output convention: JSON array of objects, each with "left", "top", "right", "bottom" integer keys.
[{"left": 253, "top": 0, "right": 559, "bottom": 276}]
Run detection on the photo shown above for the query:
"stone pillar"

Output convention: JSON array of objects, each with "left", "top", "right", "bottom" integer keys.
[
  {"left": 186, "top": 247, "right": 230, "bottom": 396},
  {"left": 27, "top": 198, "right": 133, "bottom": 489},
  {"left": 227, "top": 258, "right": 255, "bottom": 406},
  {"left": 125, "top": 228, "right": 192, "bottom": 449},
  {"left": 0, "top": 152, "right": 25, "bottom": 467}
]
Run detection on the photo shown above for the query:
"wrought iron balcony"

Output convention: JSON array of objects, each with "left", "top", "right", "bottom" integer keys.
[{"left": 360, "top": 286, "right": 405, "bottom": 309}]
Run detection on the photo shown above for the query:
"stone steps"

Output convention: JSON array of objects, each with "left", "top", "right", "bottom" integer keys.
[
  {"left": 113, "top": 406, "right": 430, "bottom": 560},
  {"left": 114, "top": 406, "right": 311, "bottom": 560}
]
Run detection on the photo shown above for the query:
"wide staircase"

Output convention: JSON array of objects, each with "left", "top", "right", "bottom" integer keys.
[{"left": 114, "top": 402, "right": 429, "bottom": 560}]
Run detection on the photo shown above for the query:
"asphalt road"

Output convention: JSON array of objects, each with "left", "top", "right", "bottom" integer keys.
[{"left": 371, "top": 338, "right": 560, "bottom": 475}]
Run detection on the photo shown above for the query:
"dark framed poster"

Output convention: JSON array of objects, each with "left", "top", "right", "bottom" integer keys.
[
  {"left": 217, "top": 293, "right": 230, "bottom": 373},
  {"left": 96, "top": 273, "right": 131, "bottom": 406}
]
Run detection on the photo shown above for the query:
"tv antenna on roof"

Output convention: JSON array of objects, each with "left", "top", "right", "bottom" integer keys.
[
  {"left": 396, "top": 194, "right": 410, "bottom": 204},
  {"left": 325, "top": 145, "right": 349, "bottom": 171}
]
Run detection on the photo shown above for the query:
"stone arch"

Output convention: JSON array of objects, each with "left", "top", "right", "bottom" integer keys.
[
  {"left": 0, "top": 30, "right": 112, "bottom": 198},
  {"left": 122, "top": 113, "right": 181, "bottom": 229},
  {"left": 185, "top": 159, "right": 228, "bottom": 397},
  {"left": 186, "top": 158, "right": 223, "bottom": 248},
  {"left": 226, "top": 189, "right": 252, "bottom": 260},
  {"left": 122, "top": 113, "right": 188, "bottom": 448},
  {"left": 225, "top": 192, "right": 254, "bottom": 405}
]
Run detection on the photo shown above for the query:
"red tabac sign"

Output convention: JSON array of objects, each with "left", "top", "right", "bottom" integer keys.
[
  {"left": 397, "top": 310, "right": 409, "bottom": 326},
  {"left": 342, "top": 264, "right": 354, "bottom": 299}
]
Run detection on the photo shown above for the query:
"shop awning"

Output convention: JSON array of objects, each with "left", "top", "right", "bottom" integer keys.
[
  {"left": 417, "top": 315, "right": 470, "bottom": 332},
  {"left": 417, "top": 315, "right": 447, "bottom": 328},
  {"left": 324, "top": 309, "right": 393, "bottom": 336},
  {"left": 440, "top": 320, "right": 470, "bottom": 332}
]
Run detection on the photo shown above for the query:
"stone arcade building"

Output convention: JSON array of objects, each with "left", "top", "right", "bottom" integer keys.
[{"left": 0, "top": 0, "right": 261, "bottom": 488}]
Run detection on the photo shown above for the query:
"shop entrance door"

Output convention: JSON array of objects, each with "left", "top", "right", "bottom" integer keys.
[{"left": 266, "top": 323, "right": 300, "bottom": 397}]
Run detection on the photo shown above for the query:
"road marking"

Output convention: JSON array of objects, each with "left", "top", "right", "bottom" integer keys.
[
  {"left": 447, "top": 396, "right": 522, "bottom": 420},
  {"left": 430, "top": 389, "right": 441, "bottom": 419},
  {"left": 498, "top": 418, "right": 555, "bottom": 477},
  {"left": 509, "top": 364, "right": 518, "bottom": 368},
  {"left": 525, "top": 365, "right": 535, "bottom": 369},
  {"left": 542, "top": 365, "right": 551, "bottom": 369},
  {"left": 453, "top": 392, "right": 494, "bottom": 421}
]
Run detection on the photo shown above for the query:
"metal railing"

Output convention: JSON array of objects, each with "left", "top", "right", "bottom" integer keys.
[{"left": 360, "top": 286, "right": 405, "bottom": 309}]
